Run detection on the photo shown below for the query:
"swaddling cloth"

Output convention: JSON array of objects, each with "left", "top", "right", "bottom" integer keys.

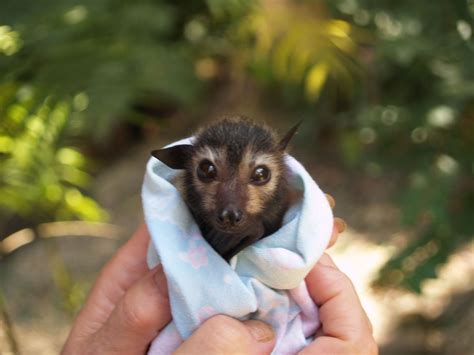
[{"left": 142, "top": 138, "right": 333, "bottom": 354}]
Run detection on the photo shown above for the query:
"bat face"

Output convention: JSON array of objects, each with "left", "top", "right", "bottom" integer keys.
[
  {"left": 151, "top": 118, "right": 300, "bottom": 259},
  {"left": 187, "top": 141, "right": 283, "bottom": 235}
]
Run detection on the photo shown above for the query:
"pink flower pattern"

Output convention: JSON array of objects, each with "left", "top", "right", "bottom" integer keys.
[{"left": 178, "top": 237, "right": 209, "bottom": 269}]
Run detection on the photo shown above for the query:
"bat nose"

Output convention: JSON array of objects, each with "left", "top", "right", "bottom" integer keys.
[{"left": 218, "top": 207, "right": 243, "bottom": 225}]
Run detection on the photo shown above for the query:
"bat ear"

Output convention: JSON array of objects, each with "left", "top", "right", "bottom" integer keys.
[
  {"left": 278, "top": 120, "right": 303, "bottom": 151},
  {"left": 151, "top": 144, "right": 194, "bottom": 169}
]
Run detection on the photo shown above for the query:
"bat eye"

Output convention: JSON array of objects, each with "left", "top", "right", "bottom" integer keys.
[
  {"left": 197, "top": 160, "right": 217, "bottom": 182},
  {"left": 250, "top": 166, "right": 271, "bottom": 185}
]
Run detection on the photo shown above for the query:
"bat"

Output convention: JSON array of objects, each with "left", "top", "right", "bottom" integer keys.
[{"left": 151, "top": 117, "right": 301, "bottom": 260}]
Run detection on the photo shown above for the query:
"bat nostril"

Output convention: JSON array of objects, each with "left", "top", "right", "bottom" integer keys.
[
  {"left": 233, "top": 210, "right": 243, "bottom": 223},
  {"left": 219, "top": 207, "right": 243, "bottom": 225},
  {"left": 218, "top": 209, "right": 229, "bottom": 223},
  {"left": 228, "top": 208, "right": 243, "bottom": 225}
]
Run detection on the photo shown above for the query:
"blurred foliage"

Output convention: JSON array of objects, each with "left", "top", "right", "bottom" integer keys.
[
  {"left": 0, "top": 0, "right": 473, "bottom": 292},
  {"left": 0, "top": 0, "right": 209, "bottom": 138},
  {"left": 234, "top": 2, "right": 370, "bottom": 101},
  {"left": 47, "top": 240, "right": 88, "bottom": 315},
  {"left": 0, "top": 84, "right": 107, "bottom": 225},
  {"left": 324, "top": 0, "right": 474, "bottom": 291}
]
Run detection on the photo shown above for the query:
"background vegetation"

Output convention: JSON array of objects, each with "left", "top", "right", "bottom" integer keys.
[{"left": 0, "top": 0, "right": 473, "bottom": 352}]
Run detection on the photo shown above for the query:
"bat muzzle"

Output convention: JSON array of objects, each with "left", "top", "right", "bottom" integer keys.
[{"left": 218, "top": 207, "right": 243, "bottom": 225}]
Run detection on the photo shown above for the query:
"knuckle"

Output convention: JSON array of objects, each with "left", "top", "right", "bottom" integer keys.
[
  {"left": 120, "top": 293, "right": 151, "bottom": 330},
  {"left": 338, "top": 272, "right": 355, "bottom": 289},
  {"left": 328, "top": 267, "right": 354, "bottom": 289}
]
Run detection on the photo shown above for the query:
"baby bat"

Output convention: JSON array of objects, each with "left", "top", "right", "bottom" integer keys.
[{"left": 151, "top": 117, "right": 300, "bottom": 260}]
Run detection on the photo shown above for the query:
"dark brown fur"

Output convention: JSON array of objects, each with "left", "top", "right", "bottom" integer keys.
[{"left": 152, "top": 117, "right": 300, "bottom": 260}]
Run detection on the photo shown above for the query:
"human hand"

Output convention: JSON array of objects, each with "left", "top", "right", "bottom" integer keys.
[
  {"left": 62, "top": 225, "right": 171, "bottom": 354},
  {"left": 295, "top": 193, "right": 377, "bottom": 354},
  {"left": 300, "top": 253, "right": 378, "bottom": 354}
]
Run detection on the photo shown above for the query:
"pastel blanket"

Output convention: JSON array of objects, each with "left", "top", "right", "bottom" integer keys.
[{"left": 143, "top": 138, "right": 333, "bottom": 354}]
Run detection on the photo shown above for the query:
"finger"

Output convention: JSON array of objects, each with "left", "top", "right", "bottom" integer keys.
[
  {"left": 325, "top": 194, "right": 335, "bottom": 209},
  {"left": 88, "top": 266, "right": 171, "bottom": 355},
  {"left": 174, "top": 316, "right": 275, "bottom": 355},
  {"left": 75, "top": 224, "right": 151, "bottom": 333},
  {"left": 327, "top": 218, "right": 347, "bottom": 249},
  {"left": 305, "top": 254, "right": 372, "bottom": 343},
  {"left": 334, "top": 218, "right": 347, "bottom": 234},
  {"left": 95, "top": 223, "right": 151, "bottom": 304}
]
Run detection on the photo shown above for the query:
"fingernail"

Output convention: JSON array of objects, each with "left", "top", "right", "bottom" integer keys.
[
  {"left": 334, "top": 218, "right": 347, "bottom": 233},
  {"left": 153, "top": 266, "right": 169, "bottom": 300},
  {"left": 325, "top": 194, "right": 336, "bottom": 209},
  {"left": 243, "top": 320, "right": 275, "bottom": 343}
]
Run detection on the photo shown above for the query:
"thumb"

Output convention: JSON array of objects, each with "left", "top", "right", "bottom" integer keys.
[
  {"left": 88, "top": 266, "right": 171, "bottom": 354},
  {"left": 174, "top": 315, "right": 276, "bottom": 355}
]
